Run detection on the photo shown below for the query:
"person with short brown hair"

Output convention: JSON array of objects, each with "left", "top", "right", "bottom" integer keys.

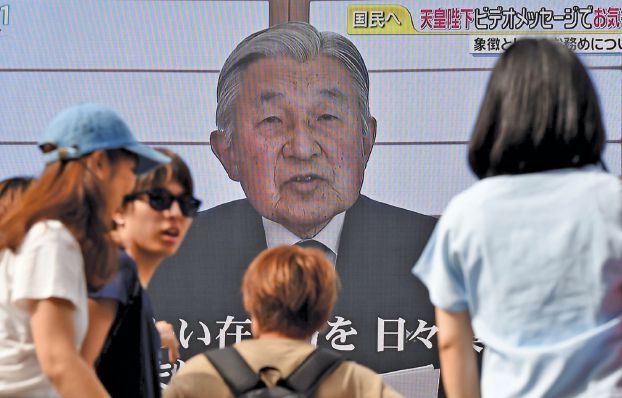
[
  {"left": 242, "top": 245, "right": 338, "bottom": 340},
  {"left": 164, "top": 245, "right": 403, "bottom": 398}
]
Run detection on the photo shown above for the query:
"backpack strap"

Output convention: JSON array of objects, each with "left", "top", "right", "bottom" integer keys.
[
  {"left": 205, "top": 347, "right": 265, "bottom": 396},
  {"left": 279, "top": 348, "right": 343, "bottom": 395}
]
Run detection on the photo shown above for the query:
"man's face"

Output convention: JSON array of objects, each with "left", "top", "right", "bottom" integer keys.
[{"left": 212, "top": 56, "right": 376, "bottom": 238}]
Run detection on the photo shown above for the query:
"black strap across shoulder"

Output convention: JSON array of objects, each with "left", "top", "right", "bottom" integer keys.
[
  {"left": 278, "top": 348, "right": 343, "bottom": 395},
  {"left": 205, "top": 346, "right": 343, "bottom": 397},
  {"left": 205, "top": 347, "right": 265, "bottom": 395}
]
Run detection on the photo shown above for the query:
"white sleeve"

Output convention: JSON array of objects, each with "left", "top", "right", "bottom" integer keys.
[{"left": 11, "top": 221, "right": 85, "bottom": 312}]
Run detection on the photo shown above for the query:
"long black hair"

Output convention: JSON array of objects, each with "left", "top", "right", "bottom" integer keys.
[{"left": 468, "top": 39, "right": 605, "bottom": 179}]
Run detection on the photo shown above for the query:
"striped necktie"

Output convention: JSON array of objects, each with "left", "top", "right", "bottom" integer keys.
[{"left": 295, "top": 239, "right": 336, "bottom": 265}]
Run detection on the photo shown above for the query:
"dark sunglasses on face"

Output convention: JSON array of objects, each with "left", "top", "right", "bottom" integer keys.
[{"left": 124, "top": 188, "right": 201, "bottom": 218}]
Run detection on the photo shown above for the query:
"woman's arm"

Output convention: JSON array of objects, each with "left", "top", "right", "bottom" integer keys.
[
  {"left": 29, "top": 297, "right": 110, "bottom": 398},
  {"left": 81, "top": 298, "right": 117, "bottom": 365},
  {"left": 435, "top": 307, "right": 480, "bottom": 398}
]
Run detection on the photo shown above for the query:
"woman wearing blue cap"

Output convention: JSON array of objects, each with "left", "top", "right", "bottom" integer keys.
[{"left": 0, "top": 104, "right": 169, "bottom": 397}]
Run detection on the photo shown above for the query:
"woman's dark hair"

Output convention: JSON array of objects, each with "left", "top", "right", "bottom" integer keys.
[
  {"left": 0, "top": 150, "right": 135, "bottom": 290},
  {"left": 0, "top": 177, "right": 34, "bottom": 218},
  {"left": 129, "top": 148, "right": 194, "bottom": 197},
  {"left": 468, "top": 39, "right": 605, "bottom": 179}
]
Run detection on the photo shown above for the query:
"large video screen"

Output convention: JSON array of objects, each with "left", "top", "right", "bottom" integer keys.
[{"left": 1, "top": 1, "right": 620, "bottom": 396}]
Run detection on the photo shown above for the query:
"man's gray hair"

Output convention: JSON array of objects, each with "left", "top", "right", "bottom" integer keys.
[{"left": 215, "top": 22, "right": 371, "bottom": 141}]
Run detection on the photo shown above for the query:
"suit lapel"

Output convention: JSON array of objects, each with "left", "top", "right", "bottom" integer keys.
[
  {"left": 234, "top": 199, "right": 268, "bottom": 266},
  {"left": 335, "top": 195, "right": 367, "bottom": 273}
]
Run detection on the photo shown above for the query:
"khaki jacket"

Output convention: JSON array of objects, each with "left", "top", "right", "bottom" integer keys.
[{"left": 164, "top": 338, "right": 404, "bottom": 398}]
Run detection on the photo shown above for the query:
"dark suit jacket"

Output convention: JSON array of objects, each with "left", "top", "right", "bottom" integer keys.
[{"left": 149, "top": 195, "right": 440, "bottom": 387}]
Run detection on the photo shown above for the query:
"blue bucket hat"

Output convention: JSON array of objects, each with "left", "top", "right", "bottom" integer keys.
[{"left": 38, "top": 104, "right": 170, "bottom": 174}]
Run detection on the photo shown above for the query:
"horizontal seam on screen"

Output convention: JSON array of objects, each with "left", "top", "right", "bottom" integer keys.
[
  {"left": 0, "top": 66, "right": 619, "bottom": 73},
  {"left": 368, "top": 65, "right": 622, "bottom": 73},
  {"left": 0, "top": 69, "right": 220, "bottom": 73},
  {"left": 3, "top": 140, "right": 621, "bottom": 146}
]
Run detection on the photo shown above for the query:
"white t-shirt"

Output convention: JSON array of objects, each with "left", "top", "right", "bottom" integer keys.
[{"left": 0, "top": 220, "right": 88, "bottom": 397}]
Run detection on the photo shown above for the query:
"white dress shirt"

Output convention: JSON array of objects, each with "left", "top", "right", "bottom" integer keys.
[{"left": 262, "top": 212, "right": 346, "bottom": 262}]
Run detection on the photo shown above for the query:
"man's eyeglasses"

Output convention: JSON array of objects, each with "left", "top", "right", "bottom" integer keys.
[{"left": 124, "top": 188, "right": 201, "bottom": 218}]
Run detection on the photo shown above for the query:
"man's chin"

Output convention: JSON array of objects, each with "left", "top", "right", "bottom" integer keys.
[
  {"left": 249, "top": 193, "right": 354, "bottom": 237},
  {"left": 275, "top": 209, "right": 340, "bottom": 238}
]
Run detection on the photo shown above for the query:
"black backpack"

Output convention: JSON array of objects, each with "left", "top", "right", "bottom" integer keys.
[{"left": 204, "top": 346, "right": 343, "bottom": 398}]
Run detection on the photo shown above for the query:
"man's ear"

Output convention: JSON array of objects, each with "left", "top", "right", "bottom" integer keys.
[
  {"left": 112, "top": 210, "right": 125, "bottom": 227},
  {"left": 362, "top": 117, "right": 377, "bottom": 168},
  {"left": 85, "top": 150, "right": 110, "bottom": 180},
  {"left": 210, "top": 130, "right": 240, "bottom": 181}
]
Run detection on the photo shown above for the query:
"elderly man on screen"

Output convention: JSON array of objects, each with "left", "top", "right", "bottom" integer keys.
[{"left": 150, "top": 22, "right": 439, "bottom": 381}]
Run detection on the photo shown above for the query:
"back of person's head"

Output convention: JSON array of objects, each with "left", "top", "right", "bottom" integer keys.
[
  {"left": 242, "top": 245, "right": 338, "bottom": 339},
  {"left": 0, "top": 177, "right": 33, "bottom": 219},
  {"left": 468, "top": 39, "right": 605, "bottom": 179},
  {"left": 0, "top": 104, "right": 168, "bottom": 290}
]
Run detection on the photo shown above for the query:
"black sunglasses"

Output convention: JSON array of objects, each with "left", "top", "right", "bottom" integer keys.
[{"left": 124, "top": 188, "right": 201, "bottom": 218}]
